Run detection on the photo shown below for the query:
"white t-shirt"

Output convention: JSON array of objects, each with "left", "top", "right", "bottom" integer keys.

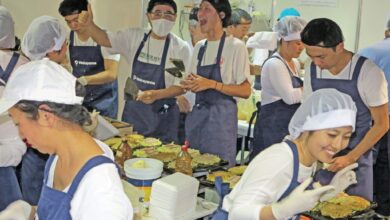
[
  {"left": 69, "top": 33, "right": 120, "bottom": 61},
  {"left": 303, "top": 54, "right": 388, "bottom": 107},
  {"left": 223, "top": 142, "right": 316, "bottom": 220},
  {"left": 41, "top": 139, "right": 133, "bottom": 220},
  {"left": 108, "top": 28, "right": 192, "bottom": 88},
  {"left": 0, "top": 50, "right": 28, "bottom": 167},
  {"left": 261, "top": 52, "right": 302, "bottom": 105},
  {"left": 190, "top": 35, "right": 251, "bottom": 85}
]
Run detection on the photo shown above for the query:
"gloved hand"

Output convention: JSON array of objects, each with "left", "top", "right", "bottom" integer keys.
[
  {"left": 83, "top": 110, "right": 100, "bottom": 134},
  {"left": 319, "top": 163, "right": 358, "bottom": 201},
  {"left": 0, "top": 200, "right": 32, "bottom": 220},
  {"left": 272, "top": 177, "right": 335, "bottom": 220},
  {"left": 77, "top": 76, "right": 88, "bottom": 86}
]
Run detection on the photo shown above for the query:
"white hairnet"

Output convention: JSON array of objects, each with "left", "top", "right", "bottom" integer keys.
[
  {"left": 273, "top": 16, "right": 307, "bottom": 41},
  {"left": 0, "top": 6, "right": 15, "bottom": 49},
  {"left": 21, "top": 16, "right": 67, "bottom": 61},
  {"left": 288, "top": 88, "right": 357, "bottom": 140}
]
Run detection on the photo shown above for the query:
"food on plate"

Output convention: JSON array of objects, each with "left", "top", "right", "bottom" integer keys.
[
  {"left": 192, "top": 153, "right": 221, "bottom": 166},
  {"left": 138, "top": 137, "right": 162, "bottom": 148},
  {"left": 312, "top": 193, "right": 371, "bottom": 218},
  {"left": 228, "top": 165, "right": 248, "bottom": 175},
  {"left": 150, "top": 152, "right": 177, "bottom": 163},
  {"left": 131, "top": 160, "right": 149, "bottom": 168},
  {"left": 167, "top": 160, "right": 197, "bottom": 170},
  {"left": 132, "top": 147, "right": 157, "bottom": 158},
  {"left": 104, "top": 137, "right": 122, "bottom": 151},
  {"left": 127, "top": 133, "right": 144, "bottom": 144},
  {"left": 157, "top": 144, "right": 200, "bottom": 157},
  {"left": 206, "top": 171, "right": 241, "bottom": 188}
]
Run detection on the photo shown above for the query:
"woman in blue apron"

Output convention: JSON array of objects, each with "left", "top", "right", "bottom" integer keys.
[
  {"left": 182, "top": 0, "right": 252, "bottom": 166},
  {"left": 217, "top": 89, "right": 358, "bottom": 220},
  {"left": 0, "top": 59, "right": 133, "bottom": 219},
  {"left": 59, "top": 0, "right": 119, "bottom": 119},
  {"left": 301, "top": 18, "right": 389, "bottom": 200},
  {"left": 252, "top": 16, "right": 307, "bottom": 160}
]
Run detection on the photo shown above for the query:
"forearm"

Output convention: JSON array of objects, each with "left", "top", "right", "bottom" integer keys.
[
  {"left": 83, "top": 60, "right": 119, "bottom": 85},
  {"left": 86, "top": 23, "right": 112, "bottom": 48},
  {"left": 154, "top": 86, "right": 185, "bottom": 100},
  {"left": 215, "top": 80, "right": 251, "bottom": 99}
]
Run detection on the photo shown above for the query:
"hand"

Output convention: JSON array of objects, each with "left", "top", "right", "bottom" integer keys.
[
  {"left": 77, "top": 76, "right": 88, "bottom": 86},
  {"left": 320, "top": 163, "right": 358, "bottom": 201},
  {"left": 83, "top": 110, "right": 100, "bottom": 134},
  {"left": 176, "top": 95, "right": 190, "bottom": 113},
  {"left": 78, "top": 3, "right": 94, "bottom": 28},
  {"left": 136, "top": 90, "right": 158, "bottom": 104},
  {"left": 0, "top": 200, "right": 32, "bottom": 220},
  {"left": 180, "top": 74, "right": 215, "bottom": 93},
  {"left": 272, "top": 177, "right": 335, "bottom": 219},
  {"left": 327, "top": 155, "right": 356, "bottom": 172}
]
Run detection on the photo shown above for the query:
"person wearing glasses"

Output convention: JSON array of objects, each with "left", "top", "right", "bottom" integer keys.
[
  {"left": 301, "top": 18, "right": 389, "bottom": 200},
  {"left": 78, "top": 0, "right": 191, "bottom": 143},
  {"left": 58, "top": 0, "right": 120, "bottom": 119}
]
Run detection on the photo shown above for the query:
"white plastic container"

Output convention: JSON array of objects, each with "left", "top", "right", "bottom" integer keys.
[{"left": 124, "top": 158, "right": 163, "bottom": 202}]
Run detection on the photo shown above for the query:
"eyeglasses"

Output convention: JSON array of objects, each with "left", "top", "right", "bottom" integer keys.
[{"left": 150, "top": 11, "right": 176, "bottom": 20}]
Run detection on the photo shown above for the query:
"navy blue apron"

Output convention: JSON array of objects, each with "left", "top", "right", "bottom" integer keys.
[
  {"left": 185, "top": 32, "right": 238, "bottom": 166},
  {"left": 310, "top": 56, "right": 373, "bottom": 200},
  {"left": 211, "top": 140, "right": 300, "bottom": 220},
  {"left": 69, "top": 31, "right": 118, "bottom": 118},
  {"left": 37, "top": 155, "right": 117, "bottom": 219},
  {"left": 121, "top": 32, "right": 179, "bottom": 143},
  {"left": 252, "top": 56, "right": 303, "bottom": 160},
  {"left": 0, "top": 52, "right": 19, "bottom": 83}
]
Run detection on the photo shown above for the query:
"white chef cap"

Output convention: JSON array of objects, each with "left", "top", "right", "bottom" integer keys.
[
  {"left": 288, "top": 88, "right": 357, "bottom": 140},
  {"left": 0, "top": 6, "right": 15, "bottom": 49},
  {"left": 273, "top": 16, "right": 307, "bottom": 41},
  {"left": 21, "top": 16, "right": 67, "bottom": 61}
]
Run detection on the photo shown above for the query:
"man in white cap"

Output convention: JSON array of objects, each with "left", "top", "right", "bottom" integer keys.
[
  {"left": 358, "top": 18, "right": 390, "bottom": 216},
  {"left": 19, "top": 15, "right": 68, "bottom": 206},
  {"left": 0, "top": 6, "right": 28, "bottom": 211}
]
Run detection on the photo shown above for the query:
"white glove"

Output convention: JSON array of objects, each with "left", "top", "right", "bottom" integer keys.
[
  {"left": 83, "top": 110, "right": 100, "bottom": 134},
  {"left": 0, "top": 200, "right": 32, "bottom": 220},
  {"left": 320, "top": 163, "right": 358, "bottom": 201},
  {"left": 77, "top": 76, "right": 88, "bottom": 86},
  {"left": 272, "top": 177, "right": 335, "bottom": 220}
]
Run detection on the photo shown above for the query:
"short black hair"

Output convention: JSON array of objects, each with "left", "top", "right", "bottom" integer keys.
[
  {"left": 147, "top": 0, "right": 177, "bottom": 14},
  {"left": 229, "top": 8, "right": 252, "bottom": 26},
  {"left": 202, "top": 0, "right": 232, "bottom": 28},
  {"left": 58, "top": 0, "right": 88, "bottom": 17},
  {"left": 189, "top": 7, "right": 199, "bottom": 21},
  {"left": 301, "top": 18, "right": 344, "bottom": 49}
]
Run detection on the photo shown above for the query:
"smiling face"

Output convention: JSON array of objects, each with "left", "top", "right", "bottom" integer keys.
[
  {"left": 64, "top": 13, "right": 81, "bottom": 32},
  {"left": 302, "top": 126, "right": 353, "bottom": 164},
  {"left": 198, "top": 1, "right": 222, "bottom": 34}
]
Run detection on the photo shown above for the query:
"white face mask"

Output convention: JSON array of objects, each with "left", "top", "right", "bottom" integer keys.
[{"left": 151, "top": 19, "right": 175, "bottom": 37}]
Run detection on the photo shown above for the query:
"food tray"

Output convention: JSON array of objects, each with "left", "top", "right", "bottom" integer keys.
[
  {"left": 302, "top": 202, "right": 377, "bottom": 220},
  {"left": 163, "top": 159, "right": 229, "bottom": 174}
]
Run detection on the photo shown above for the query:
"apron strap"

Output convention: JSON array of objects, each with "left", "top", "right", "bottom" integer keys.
[
  {"left": 43, "top": 155, "right": 56, "bottom": 184},
  {"left": 352, "top": 56, "right": 367, "bottom": 81},
  {"left": 0, "top": 52, "right": 20, "bottom": 83},
  {"left": 278, "top": 140, "right": 300, "bottom": 201},
  {"left": 214, "top": 176, "right": 230, "bottom": 209}
]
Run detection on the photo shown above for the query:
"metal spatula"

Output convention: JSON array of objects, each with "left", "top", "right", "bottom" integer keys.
[{"left": 124, "top": 78, "right": 139, "bottom": 100}]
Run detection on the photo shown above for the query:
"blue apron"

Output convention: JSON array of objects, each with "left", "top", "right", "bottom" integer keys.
[
  {"left": 121, "top": 33, "right": 180, "bottom": 143},
  {"left": 69, "top": 31, "right": 118, "bottom": 118},
  {"left": 211, "top": 140, "right": 300, "bottom": 220},
  {"left": 310, "top": 56, "right": 373, "bottom": 200},
  {"left": 0, "top": 52, "right": 19, "bottom": 83},
  {"left": 0, "top": 167, "right": 22, "bottom": 211},
  {"left": 37, "top": 155, "right": 116, "bottom": 220},
  {"left": 185, "top": 32, "right": 237, "bottom": 166},
  {"left": 252, "top": 56, "right": 303, "bottom": 160}
]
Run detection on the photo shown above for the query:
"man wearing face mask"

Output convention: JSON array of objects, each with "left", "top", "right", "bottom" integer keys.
[{"left": 78, "top": 0, "right": 192, "bottom": 143}]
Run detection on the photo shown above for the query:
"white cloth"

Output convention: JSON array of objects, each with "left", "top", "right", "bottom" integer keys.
[
  {"left": 223, "top": 142, "right": 316, "bottom": 220},
  {"left": 41, "top": 139, "right": 133, "bottom": 220},
  {"left": 0, "top": 51, "right": 29, "bottom": 75},
  {"left": 190, "top": 35, "right": 252, "bottom": 85},
  {"left": 108, "top": 28, "right": 192, "bottom": 87},
  {"left": 288, "top": 88, "right": 357, "bottom": 140},
  {"left": 261, "top": 52, "right": 302, "bottom": 105},
  {"left": 0, "top": 6, "right": 15, "bottom": 49},
  {"left": 69, "top": 33, "right": 120, "bottom": 61},
  {"left": 303, "top": 54, "right": 388, "bottom": 107},
  {"left": 246, "top": 32, "right": 278, "bottom": 51}
]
